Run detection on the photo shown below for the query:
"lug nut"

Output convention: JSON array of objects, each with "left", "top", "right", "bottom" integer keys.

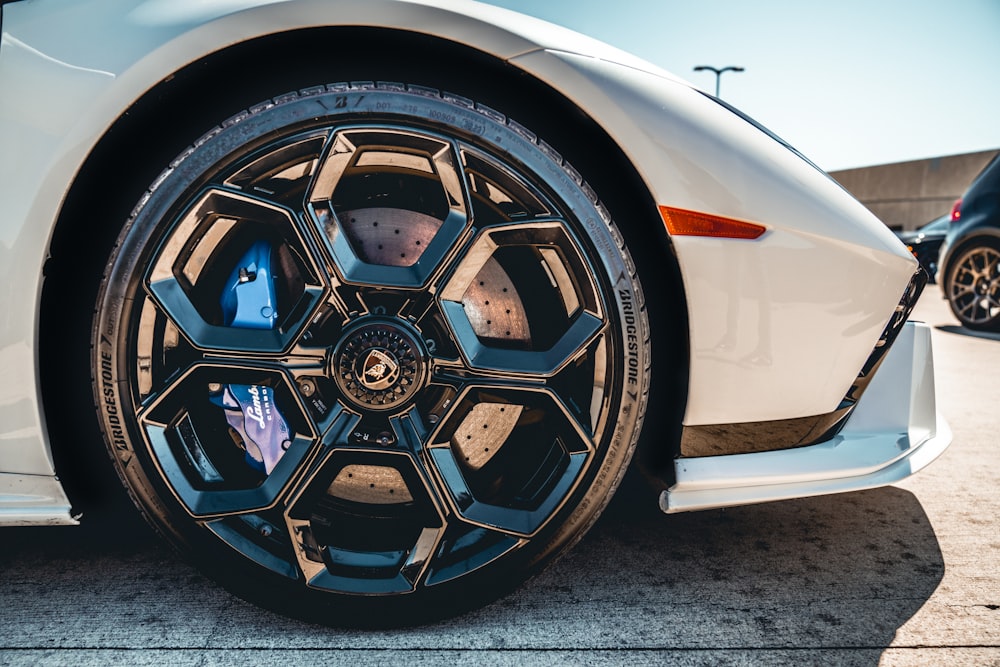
[
  {"left": 208, "top": 382, "right": 223, "bottom": 394},
  {"left": 298, "top": 378, "right": 316, "bottom": 397}
]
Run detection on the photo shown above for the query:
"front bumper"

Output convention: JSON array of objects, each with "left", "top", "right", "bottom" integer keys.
[{"left": 661, "top": 320, "right": 950, "bottom": 513}]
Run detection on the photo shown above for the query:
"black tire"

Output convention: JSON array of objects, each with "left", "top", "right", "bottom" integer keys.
[
  {"left": 93, "top": 83, "right": 650, "bottom": 626},
  {"left": 945, "top": 240, "right": 1000, "bottom": 331}
]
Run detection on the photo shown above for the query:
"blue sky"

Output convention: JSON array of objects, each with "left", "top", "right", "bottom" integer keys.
[{"left": 479, "top": 0, "right": 1000, "bottom": 171}]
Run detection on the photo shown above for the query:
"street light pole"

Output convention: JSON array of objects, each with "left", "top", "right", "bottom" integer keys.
[{"left": 693, "top": 65, "right": 745, "bottom": 98}]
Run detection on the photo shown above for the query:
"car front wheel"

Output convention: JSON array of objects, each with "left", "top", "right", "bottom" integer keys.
[{"left": 92, "top": 83, "right": 651, "bottom": 626}]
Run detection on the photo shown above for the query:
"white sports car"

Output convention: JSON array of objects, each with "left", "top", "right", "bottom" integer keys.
[{"left": 0, "top": 0, "right": 950, "bottom": 625}]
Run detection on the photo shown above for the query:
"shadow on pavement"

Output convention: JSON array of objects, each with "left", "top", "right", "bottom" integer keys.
[
  {"left": 936, "top": 324, "right": 1000, "bottom": 341},
  {"left": 0, "top": 476, "right": 943, "bottom": 663}
]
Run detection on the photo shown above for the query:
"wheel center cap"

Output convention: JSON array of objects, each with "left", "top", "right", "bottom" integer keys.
[
  {"left": 357, "top": 348, "right": 400, "bottom": 391},
  {"left": 332, "top": 321, "right": 426, "bottom": 412}
]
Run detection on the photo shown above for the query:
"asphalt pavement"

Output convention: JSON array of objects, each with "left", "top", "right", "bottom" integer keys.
[{"left": 1, "top": 291, "right": 998, "bottom": 666}]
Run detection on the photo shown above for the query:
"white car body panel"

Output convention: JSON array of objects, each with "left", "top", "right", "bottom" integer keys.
[
  {"left": 663, "top": 321, "right": 950, "bottom": 512},
  {"left": 510, "top": 51, "right": 917, "bottom": 424},
  {"left": 0, "top": 0, "right": 942, "bottom": 524},
  {"left": 0, "top": 472, "right": 77, "bottom": 526}
]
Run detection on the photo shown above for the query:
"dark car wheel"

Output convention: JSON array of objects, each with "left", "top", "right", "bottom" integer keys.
[
  {"left": 92, "top": 83, "right": 650, "bottom": 626},
  {"left": 945, "top": 240, "right": 1000, "bottom": 331}
]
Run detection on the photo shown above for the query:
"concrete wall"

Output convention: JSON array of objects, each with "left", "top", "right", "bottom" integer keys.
[{"left": 829, "top": 149, "right": 999, "bottom": 231}]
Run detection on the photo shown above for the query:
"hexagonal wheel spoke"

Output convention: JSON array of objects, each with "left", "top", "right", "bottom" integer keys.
[
  {"left": 266, "top": 403, "right": 542, "bottom": 593},
  {"left": 137, "top": 362, "right": 322, "bottom": 518},
  {"left": 424, "top": 384, "right": 595, "bottom": 537},
  {"left": 308, "top": 127, "right": 472, "bottom": 290},
  {"left": 426, "top": 327, "right": 613, "bottom": 443},
  {"left": 145, "top": 188, "right": 326, "bottom": 354},
  {"left": 222, "top": 129, "right": 330, "bottom": 209},
  {"left": 281, "top": 447, "right": 447, "bottom": 594},
  {"left": 438, "top": 220, "right": 607, "bottom": 377}
]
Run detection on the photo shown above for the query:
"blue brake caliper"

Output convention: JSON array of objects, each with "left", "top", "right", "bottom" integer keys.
[
  {"left": 220, "top": 240, "right": 279, "bottom": 329},
  {"left": 210, "top": 384, "right": 291, "bottom": 475},
  {"left": 212, "top": 241, "right": 291, "bottom": 474}
]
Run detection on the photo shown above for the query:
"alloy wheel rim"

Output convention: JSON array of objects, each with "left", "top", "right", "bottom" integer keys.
[
  {"left": 949, "top": 246, "right": 1000, "bottom": 325},
  {"left": 124, "top": 121, "right": 619, "bottom": 594}
]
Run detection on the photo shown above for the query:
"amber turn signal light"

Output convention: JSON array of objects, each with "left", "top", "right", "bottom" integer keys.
[{"left": 659, "top": 206, "right": 766, "bottom": 239}]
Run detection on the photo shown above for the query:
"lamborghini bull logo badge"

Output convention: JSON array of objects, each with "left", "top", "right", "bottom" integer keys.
[{"left": 358, "top": 349, "right": 400, "bottom": 391}]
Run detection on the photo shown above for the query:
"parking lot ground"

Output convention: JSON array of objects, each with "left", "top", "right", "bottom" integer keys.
[{"left": 0, "top": 291, "right": 997, "bottom": 666}]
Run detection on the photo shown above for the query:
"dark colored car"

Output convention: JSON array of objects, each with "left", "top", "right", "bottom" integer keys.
[
  {"left": 896, "top": 215, "right": 948, "bottom": 283},
  {"left": 939, "top": 154, "right": 1000, "bottom": 330}
]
